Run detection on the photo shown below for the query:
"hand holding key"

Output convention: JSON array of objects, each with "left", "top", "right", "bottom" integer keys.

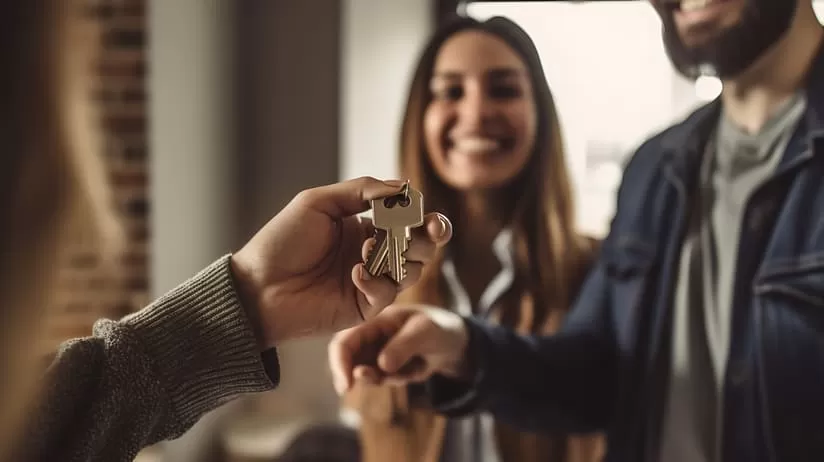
[{"left": 231, "top": 177, "right": 452, "bottom": 348}]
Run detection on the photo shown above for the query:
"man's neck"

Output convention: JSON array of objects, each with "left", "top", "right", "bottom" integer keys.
[{"left": 721, "top": 7, "right": 823, "bottom": 134}]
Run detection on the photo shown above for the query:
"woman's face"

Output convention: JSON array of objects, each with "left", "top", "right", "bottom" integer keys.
[{"left": 423, "top": 30, "right": 537, "bottom": 192}]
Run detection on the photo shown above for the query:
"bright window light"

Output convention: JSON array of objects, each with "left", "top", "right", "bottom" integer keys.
[
  {"left": 695, "top": 75, "right": 723, "bottom": 102},
  {"left": 467, "top": 1, "right": 824, "bottom": 236}
]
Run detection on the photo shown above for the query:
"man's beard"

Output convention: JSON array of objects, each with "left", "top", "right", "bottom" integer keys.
[{"left": 660, "top": 0, "right": 798, "bottom": 79}]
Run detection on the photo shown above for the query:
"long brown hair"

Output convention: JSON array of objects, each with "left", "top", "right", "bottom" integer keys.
[
  {"left": 399, "top": 16, "right": 592, "bottom": 330},
  {"left": 0, "top": 1, "right": 115, "bottom": 455}
]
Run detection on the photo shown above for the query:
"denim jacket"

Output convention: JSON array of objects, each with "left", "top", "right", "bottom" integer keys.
[{"left": 430, "top": 45, "right": 824, "bottom": 462}]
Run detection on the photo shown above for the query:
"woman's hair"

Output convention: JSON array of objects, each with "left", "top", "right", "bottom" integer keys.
[
  {"left": 399, "top": 16, "right": 592, "bottom": 329},
  {"left": 0, "top": 1, "right": 115, "bottom": 454}
]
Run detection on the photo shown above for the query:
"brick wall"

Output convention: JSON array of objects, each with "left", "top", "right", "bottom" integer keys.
[{"left": 48, "top": 0, "right": 149, "bottom": 351}]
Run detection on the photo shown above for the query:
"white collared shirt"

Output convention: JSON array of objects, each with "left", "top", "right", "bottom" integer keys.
[
  {"left": 442, "top": 229, "right": 516, "bottom": 320},
  {"left": 439, "top": 229, "right": 516, "bottom": 462}
]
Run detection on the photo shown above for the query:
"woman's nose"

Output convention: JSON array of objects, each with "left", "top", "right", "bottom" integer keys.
[{"left": 456, "top": 84, "right": 494, "bottom": 130}]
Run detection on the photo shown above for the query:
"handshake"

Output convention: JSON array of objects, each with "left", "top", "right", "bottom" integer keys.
[{"left": 328, "top": 304, "right": 472, "bottom": 395}]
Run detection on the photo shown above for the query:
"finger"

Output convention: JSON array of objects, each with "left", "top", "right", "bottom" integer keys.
[
  {"left": 361, "top": 236, "right": 378, "bottom": 262},
  {"left": 329, "top": 324, "right": 389, "bottom": 394},
  {"left": 421, "top": 213, "right": 452, "bottom": 247},
  {"left": 356, "top": 215, "right": 375, "bottom": 241},
  {"left": 377, "top": 315, "right": 432, "bottom": 374},
  {"left": 353, "top": 365, "right": 383, "bottom": 385},
  {"left": 352, "top": 264, "right": 396, "bottom": 318},
  {"left": 384, "top": 370, "right": 432, "bottom": 386},
  {"left": 329, "top": 329, "right": 358, "bottom": 394},
  {"left": 404, "top": 213, "right": 451, "bottom": 263},
  {"left": 397, "top": 262, "right": 422, "bottom": 291},
  {"left": 298, "top": 177, "right": 406, "bottom": 218},
  {"left": 382, "top": 357, "right": 431, "bottom": 385}
]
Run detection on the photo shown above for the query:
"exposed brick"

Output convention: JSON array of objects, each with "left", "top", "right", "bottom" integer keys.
[
  {"left": 84, "top": 1, "right": 145, "bottom": 20},
  {"left": 92, "top": 88, "right": 146, "bottom": 105},
  {"left": 125, "top": 222, "right": 150, "bottom": 242},
  {"left": 111, "top": 169, "right": 147, "bottom": 188},
  {"left": 103, "top": 137, "right": 147, "bottom": 164},
  {"left": 103, "top": 29, "right": 145, "bottom": 49},
  {"left": 122, "top": 3, "right": 146, "bottom": 18},
  {"left": 123, "top": 143, "right": 147, "bottom": 160},
  {"left": 120, "top": 248, "right": 148, "bottom": 266},
  {"left": 92, "top": 81, "right": 145, "bottom": 99},
  {"left": 102, "top": 104, "right": 146, "bottom": 120},
  {"left": 121, "top": 88, "right": 146, "bottom": 104},
  {"left": 51, "top": 0, "right": 149, "bottom": 351},
  {"left": 122, "top": 197, "right": 149, "bottom": 218},
  {"left": 67, "top": 252, "right": 99, "bottom": 269},
  {"left": 121, "top": 276, "right": 149, "bottom": 292},
  {"left": 84, "top": 3, "right": 116, "bottom": 19},
  {"left": 95, "top": 58, "right": 145, "bottom": 78}
]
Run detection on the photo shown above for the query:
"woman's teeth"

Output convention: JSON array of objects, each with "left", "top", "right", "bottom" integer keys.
[
  {"left": 452, "top": 137, "right": 501, "bottom": 155},
  {"left": 680, "top": 0, "right": 716, "bottom": 12}
]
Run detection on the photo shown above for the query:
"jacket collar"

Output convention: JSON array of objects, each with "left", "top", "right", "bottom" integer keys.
[{"left": 661, "top": 40, "right": 824, "bottom": 182}]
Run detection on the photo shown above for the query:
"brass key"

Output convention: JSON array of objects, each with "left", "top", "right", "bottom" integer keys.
[
  {"left": 364, "top": 229, "right": 389, "bottom": 277},
  {"left": 366, "top": 183, "right": 424, "bottom": 283}
]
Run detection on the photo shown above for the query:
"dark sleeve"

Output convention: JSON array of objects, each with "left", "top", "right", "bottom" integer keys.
[
  {"left": 20, "top": 255, "right": 279, "bottom": 462},
  {"left": 422, "top": 129, "right": 671, "bottom": 433},
  {"left": 426, "top": 259, "right": 617, "bottom": 433}
]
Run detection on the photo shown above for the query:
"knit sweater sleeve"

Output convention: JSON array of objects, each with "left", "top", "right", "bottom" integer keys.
[{"left": 21, "top": 255, "right": 279, "bottom": 462}]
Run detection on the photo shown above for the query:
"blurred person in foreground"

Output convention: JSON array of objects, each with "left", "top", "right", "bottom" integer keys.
[
  {"left": 331, "top": 0, "right": 824, "bottom": 460},
  {"left": 0, "top": 3, "right": 450, "bottom": 461},
  {"left": 341, "top": 16, "right": 603, "bottom": 462}
]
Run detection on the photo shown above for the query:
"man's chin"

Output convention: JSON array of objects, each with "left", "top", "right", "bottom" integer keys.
[{"left": 661, "top": 0, "right": 799, "bottom": 80}]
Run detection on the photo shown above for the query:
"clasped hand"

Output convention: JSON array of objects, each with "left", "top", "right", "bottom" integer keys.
[{"left": 328, "top": 304, "right": 472, "bottom": 395}]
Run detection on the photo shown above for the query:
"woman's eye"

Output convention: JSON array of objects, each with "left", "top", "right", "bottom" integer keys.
[
  {"left": 434, "top": 85, "right": 463, "bottom": 101},
  {"left": 490, "top": 85, "right": 522, "bottom": 99}
]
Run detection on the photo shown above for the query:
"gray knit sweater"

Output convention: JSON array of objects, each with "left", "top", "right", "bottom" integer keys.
[{"left": 19, "top": 255, "right": 279, "bottom": 462}]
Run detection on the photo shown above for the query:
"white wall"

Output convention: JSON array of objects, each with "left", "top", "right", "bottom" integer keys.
[
  {"left": 150, "top": 0, "right": 237, "bottom": 296},
  {"left": 468, "top": 2, "right": 714, "bottom": 237},
  {"left": 339, "top": 0, "right": 433, "bottom": 181},
  {"left": 149, "top": 1, "right": 238, "bottom": 461}
]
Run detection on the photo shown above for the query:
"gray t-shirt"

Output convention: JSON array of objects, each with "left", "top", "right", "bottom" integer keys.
[{"left": 659, "top": 94, "right": 806, "bottom": 462}]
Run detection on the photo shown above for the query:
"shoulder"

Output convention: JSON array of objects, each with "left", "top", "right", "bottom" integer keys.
[{"left": 620, "top": 102, "right": 717, "bottom": 190}]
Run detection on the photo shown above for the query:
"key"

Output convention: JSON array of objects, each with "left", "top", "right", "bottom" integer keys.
[
  {"left": 370, "top": 184, "right": 424, "bottom": 283},
  {"left": 364, "top": 229, "right": 389, "bottom": 277}
]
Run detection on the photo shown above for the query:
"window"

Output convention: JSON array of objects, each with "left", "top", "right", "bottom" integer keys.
[{"left": 467, "top": 1, "right": 824, "bottom": 236}]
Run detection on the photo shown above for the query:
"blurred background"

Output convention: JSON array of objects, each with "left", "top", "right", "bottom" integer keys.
[{"left": 55, "top": 1, "right": 824, "bottom": 461}]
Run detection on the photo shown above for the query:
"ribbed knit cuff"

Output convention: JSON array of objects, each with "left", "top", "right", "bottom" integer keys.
[{"left": 124, "top": 255, "right": 278, "bottom": 425}]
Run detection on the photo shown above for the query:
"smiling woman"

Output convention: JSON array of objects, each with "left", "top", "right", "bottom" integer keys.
[
  {"left": 343, "top": 14, "right": 603, "bottom": 462},
  {"left": 423, "top": 30, "right": 537, "bottom": 191}
]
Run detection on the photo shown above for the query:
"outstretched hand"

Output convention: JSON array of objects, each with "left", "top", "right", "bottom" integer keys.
[{"left": 230, "top": 177, "right": 452, "bottom": 347}]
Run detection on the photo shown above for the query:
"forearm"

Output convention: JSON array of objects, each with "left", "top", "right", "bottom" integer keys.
[
  {"left": 21, "top": 256, "right": 278, "bottom": 462},
  {"left": 429, "top": 318, "right": 616, "bottom": 433}
]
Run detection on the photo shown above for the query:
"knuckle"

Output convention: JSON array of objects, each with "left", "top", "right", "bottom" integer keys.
[
  {"left": 353, "top": 176, "right": 377, "bottom": 189},
  {"left": 293, "top": 189, "right": 317, "bottom": 206}
]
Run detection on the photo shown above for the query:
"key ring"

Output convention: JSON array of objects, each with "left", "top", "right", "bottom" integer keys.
[{"left": 398, "top": 180, "right": 411, "bottom": 207}]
